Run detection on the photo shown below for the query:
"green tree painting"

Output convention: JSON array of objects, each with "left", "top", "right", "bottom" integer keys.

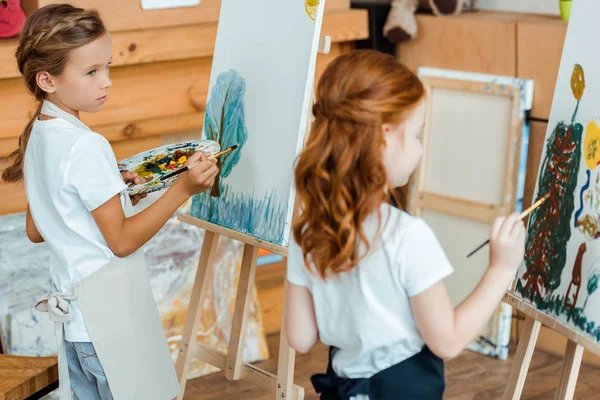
[
  {"left": 518, "top": 64, "right": 585, "bottom": 305},
  {"left": 203, "top": 69, "right": 248, "bottom": 197}
]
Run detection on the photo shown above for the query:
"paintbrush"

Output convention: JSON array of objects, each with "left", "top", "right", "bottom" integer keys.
[
  {"left": 159, "top": 144, "right": 238, "bottom": 181},
  {"left": 466, "top": 193, "right": 550, "bottom": 258}
]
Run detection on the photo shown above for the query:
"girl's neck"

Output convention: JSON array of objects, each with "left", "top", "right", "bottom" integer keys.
[{"left": 44, "top": 96, "right": 80, "bottom": 120}]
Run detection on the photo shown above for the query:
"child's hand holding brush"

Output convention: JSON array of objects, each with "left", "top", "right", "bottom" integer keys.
[
  {"left": 171, "top": 151, "right": 219, "bottom": 198},
  {"left": 488, "top": 213, "right": 527, "bottom": 276}
]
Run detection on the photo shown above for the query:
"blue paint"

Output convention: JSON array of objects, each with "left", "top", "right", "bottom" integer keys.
[
  {"left": 204, "top": 69, "right": 248, "bottom": 182},
  {"left": 257, "top": 254, "right": 284, "bottom": 266},
  {"left": 191, "top": 182, "right": 287, "bottom": 245},
  {"left": 575, "top": 169, "right": 591, "bottom": 227}
]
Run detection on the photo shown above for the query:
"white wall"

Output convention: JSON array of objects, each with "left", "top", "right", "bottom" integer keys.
[{"left": 477, "top": 0, "right": 560, "bottom": 15}]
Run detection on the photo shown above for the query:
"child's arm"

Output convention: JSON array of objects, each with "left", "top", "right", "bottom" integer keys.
[
  {"left": 284, "top": 282, "right": 319, "bottom": 353},
  {"left": 26, "top": 204, "right": 45, "bottom": 243},
  {"left": 91, "top": 152, "right": 218, "bottom": 258},
  {"left": 409, "top": 213, "right": 525, "bottom": 360}
]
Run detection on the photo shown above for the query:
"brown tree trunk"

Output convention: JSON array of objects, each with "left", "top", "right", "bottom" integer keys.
[{"left": 210, "top": 158, "right": 222, "bottom": 197}]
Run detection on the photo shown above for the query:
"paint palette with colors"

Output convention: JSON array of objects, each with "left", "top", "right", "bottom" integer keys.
[{"left": 118, "top": 140, "right": 220, "bottom": 196}]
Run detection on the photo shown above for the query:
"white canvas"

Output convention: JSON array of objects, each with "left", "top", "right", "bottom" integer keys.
[
  {"left": 424, "top": 87, "right": 512, "bottom": 205},
  {"left": 514, "top": 0, "right": 600, "bottom": 347},
  {"left": 190, "top": 0, "right": 325, "bottom": 246},
  {"left": 417, "top": 67, "right": 533, "bottom": 359},
  {"left": 140, "top": 0, "right": 200, "bottom": 11}
]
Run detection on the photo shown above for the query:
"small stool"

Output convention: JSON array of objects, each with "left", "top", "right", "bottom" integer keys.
[{"left": 0, "top": 354, "right": 58, "bottom": 400}]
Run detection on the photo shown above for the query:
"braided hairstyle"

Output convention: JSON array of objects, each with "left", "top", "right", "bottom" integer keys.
[
  {"left": 2, "top": 4, "right": 106, "bottom": 182},
  {"left": 293, "top": 50, "right": 425, "bottom": 279}
]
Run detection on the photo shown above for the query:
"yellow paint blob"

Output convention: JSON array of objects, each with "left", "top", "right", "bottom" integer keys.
[
  {"left": 305, "top": 0, "right": 319, "bottom": 21},
  {"left": 585, "top": 121, "right": 600, "bottom": 170}
]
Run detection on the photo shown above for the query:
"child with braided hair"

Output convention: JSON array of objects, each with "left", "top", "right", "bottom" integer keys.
[{"left": 2, "top": 4, "right": 218, "bottom": 399}]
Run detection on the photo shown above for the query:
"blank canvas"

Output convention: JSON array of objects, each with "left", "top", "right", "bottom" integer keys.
[{"left": 424, "top": 87, "right": 512, "bottom": 205}]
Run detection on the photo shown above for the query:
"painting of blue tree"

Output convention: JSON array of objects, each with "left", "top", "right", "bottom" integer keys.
[
  {"left": 191, "top": 69, "right": 287, "bottom": 244},
  {"left": 203, "top": 70, "right": 248, "bottom": 197}
]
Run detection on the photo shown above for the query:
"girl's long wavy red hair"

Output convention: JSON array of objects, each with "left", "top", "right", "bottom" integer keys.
[{"left": 293, "top": 50, "right": 425, "bottom": 279}]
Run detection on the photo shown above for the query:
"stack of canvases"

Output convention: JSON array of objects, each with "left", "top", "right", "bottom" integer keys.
[{"left": 0, "top": 199, "right": 269, "bottom": 378}]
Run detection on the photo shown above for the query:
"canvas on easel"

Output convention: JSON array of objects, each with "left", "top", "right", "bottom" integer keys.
[
  {"left": 409, "top": 68, "right": 532, "bottom": 360},
  {"left": 174, "top": 1, "right": 328, "bottom": 399},
  {"left": 189, "top": 0, "right": 325, "bottom": 247},
  {"left": 506, "top": 0, "right": 600, "bottom": 397}
]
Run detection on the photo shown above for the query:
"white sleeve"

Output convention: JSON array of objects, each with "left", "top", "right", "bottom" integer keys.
[
  {"left": 66, "top": 133, "right": 127, "bottom": 211},
  {"left": 286, "top": 235, "right": 311, "bottom": 287},
  {"left": 397, "top": 218, "right": 454, "bottom": 297}
]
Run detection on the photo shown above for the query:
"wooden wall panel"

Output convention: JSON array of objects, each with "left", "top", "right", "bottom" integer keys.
[
  {"left": 397, "top": 12, "right": 517, "bottom": 76},
  {"left": 0, "top": 9, "right": 369, "bottom": 80},
  {"left": 517, "top": 20, "right": 567, "bottom": 120},
  {"left": 0, "top": 39, "right": 18, "bottom": 80},
  {"left": 85, "top": 59, "right": 212, "bottom": 128},
  {"left": 0, "top": 58, "right": 211, "bottom": 143},
  {"left": 28, "top": 0, "right": 350, "bottom": 33}
]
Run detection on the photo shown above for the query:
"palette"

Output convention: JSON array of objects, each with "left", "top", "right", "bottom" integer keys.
[{"left": 118, "top": 140, "right": 220, "bottom": 195}]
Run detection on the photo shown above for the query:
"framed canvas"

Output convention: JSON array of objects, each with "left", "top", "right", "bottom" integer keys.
[{"left": 411, "top": 68, "right": 533, "bottom": 359}]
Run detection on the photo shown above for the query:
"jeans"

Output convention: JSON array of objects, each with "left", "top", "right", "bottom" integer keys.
[{"left": 65, "top": 341, "right": 113, "bottom": 400}]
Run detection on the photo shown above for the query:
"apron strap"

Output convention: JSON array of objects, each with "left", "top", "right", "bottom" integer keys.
[
  {"left": 310, "top": 347, "right": 371, "bottom": 400},
  {"left": 311, "top": 346, "right": 445, "bottom": 400},
  {"left": 40, "top": 100, "right": 92, "bottom": 132},
  {"left": 34, "top": 284, "right": 80, "bottom": 400}
]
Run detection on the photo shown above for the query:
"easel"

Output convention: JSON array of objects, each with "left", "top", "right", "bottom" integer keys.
[
  {"left": 502, "top": 292, "right": 600, "bottom": 399},
  {"left": 173, "top": 35, "right": 332, "bottom": 400}
]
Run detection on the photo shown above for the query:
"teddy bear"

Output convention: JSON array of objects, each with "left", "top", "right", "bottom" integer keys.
[{"left": 383, "top": 0, "right": 476, "bottom": 43}]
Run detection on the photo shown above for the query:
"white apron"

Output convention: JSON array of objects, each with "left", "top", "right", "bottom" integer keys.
[{"left": 33, "top": 101, "right": 180, "bottom": 400}]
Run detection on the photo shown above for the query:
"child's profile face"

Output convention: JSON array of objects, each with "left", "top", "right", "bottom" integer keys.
[
  {"left": 49, "top": 32, "right": 113, "bottom": 115},
  {"left": 382, "top": 100, "right": 426, "bottom": 188}
]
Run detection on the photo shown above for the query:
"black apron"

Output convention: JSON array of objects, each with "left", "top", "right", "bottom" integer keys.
[{"left": 311, "top": 346, "right": 445, "bottom": 400}]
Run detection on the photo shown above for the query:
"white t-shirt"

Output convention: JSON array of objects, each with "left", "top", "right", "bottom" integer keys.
[
  {"left": 287, "top": 204, "right": 453, "bottom": 379},
  {"left": 24, "top": 111, "right": 127, "bottom": 342}
]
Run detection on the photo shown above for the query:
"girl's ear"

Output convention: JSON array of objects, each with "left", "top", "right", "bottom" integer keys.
[
  {"left": 36, "top": 71, "right": 57, "bottom": 94},
  {"left": 381, "top": 123, "right": 394, "bottom": 136}
]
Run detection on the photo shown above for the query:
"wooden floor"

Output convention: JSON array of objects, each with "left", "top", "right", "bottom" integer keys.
[{"left": 185, "top": 333, "right": 600, "bottom": 399}]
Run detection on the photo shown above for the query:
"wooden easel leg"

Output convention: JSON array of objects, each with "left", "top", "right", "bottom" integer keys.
[
  {"left": 554, "top": 340, "right": 584, "bottom": 400},
  {"left": 174, "top": 231, "right": 220, "bottom": 400},
  {"left": 503, "top": 316, "right": 541, "bottom": 400},
  {"left": 276, "top": 278, "right": 298, "bottom": 399},
  {"left": 225, "top": 244, "right": 259, "bottom": 380}
]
